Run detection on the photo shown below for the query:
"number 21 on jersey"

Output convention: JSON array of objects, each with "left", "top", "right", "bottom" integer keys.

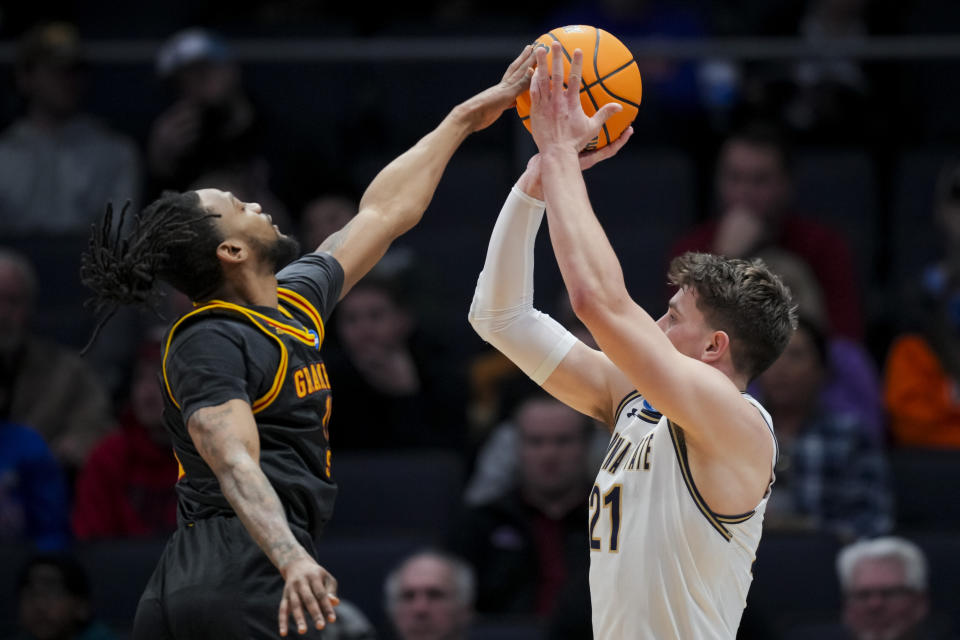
[{"left": 589, "top": 483, "right": 622, "bottom": 552}]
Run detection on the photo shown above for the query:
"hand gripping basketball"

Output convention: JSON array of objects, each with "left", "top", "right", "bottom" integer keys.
[{"left": 529, "top": 43, "right": 624, "bottom": 154}]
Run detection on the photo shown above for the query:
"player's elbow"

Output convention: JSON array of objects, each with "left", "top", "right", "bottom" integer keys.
[
  {"left": 569, "top": 286, "right": 624, "bottom": 329},
  {"left": 568, "top": 287, "right": 604, "bottom": 323},
  {"left": 468, "top": 292, "right": 492, "bottom": 340}
]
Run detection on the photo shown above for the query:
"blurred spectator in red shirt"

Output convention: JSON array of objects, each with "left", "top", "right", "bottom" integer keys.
[
  {"left": 670, "top": 123, "right": 863, "bottom": 339},
  {"left": 71, "top": 338, "right": 177, "bottom": 539}
]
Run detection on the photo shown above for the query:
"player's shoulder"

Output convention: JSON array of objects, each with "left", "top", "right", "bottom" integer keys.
[
  {"left": 165, "top": 308, "right": 264, "bottom": 352},
  {"left": 277, "top": 251, "right": 343, "bottom": 286},
  {"left": 614, "top": 390, "right": 662, "bottom": 425}
]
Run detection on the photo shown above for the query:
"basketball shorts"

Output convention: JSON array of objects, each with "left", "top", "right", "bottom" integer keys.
[{"left": 132, "top": 515, "right": 324, "bottom": 639}]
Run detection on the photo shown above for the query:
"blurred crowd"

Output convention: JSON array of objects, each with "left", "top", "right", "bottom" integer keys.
[{"left": 1, "top": 1, "right": 959, "bottom": 639}]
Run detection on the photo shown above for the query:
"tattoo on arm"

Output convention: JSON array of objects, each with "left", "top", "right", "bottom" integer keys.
[
  {"left": 317, "top": 216, "right": 358, "bottom": 255},
  {"left": 190, "top": 402, "right": 308, "bottom": 573}
]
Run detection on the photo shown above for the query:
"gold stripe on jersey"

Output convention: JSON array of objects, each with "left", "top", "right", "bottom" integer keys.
[
  {"left": 667, "top": 421, "right": 734, "bottom": 541},
  {"left": 614, "top": 389, "right": 641, "bottom": 423},
  {"left": 278, "top": 287, "right": 326, "bottom": 346},
  {"left": 163, "top": 301, "right": 289, "bottom": 415},
  {"left": 174, "top": 450, "right": 185, "bottom": 481}
]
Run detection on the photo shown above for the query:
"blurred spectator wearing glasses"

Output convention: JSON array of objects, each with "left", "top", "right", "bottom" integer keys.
[
  {"left": 0, "top": 22, "right": 140, "bottom": 234},
  {"left": 837, "top": 537, "right": 951, "bottom": 640},
  {"left": 885, "top": 160, "right": 960, "bottom": 449}
]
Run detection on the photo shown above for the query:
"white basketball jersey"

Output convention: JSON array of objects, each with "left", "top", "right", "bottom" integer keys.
[{"left": 589, "top": 391, "right": 777, "bottom": 640}]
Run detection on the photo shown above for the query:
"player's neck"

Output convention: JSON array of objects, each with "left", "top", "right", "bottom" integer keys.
[
  {"left": 713, "top": 359, "right": 748, "bottom": 392},
  {"left": 213, "top": 271, "right": 279, "bottom": 308}
]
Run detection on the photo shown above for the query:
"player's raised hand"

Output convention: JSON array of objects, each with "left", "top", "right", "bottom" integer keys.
[
  {"left": 519, "top": 127, "right": 632, "bottom": 199},
  {"left": 530, "top": 43, "right": 623, "bottom": 153},
  {"left": 278, "top": 556, "right": 339, "bottom": 636},
  {"left": 578, "top": 126, "right": 634, "bottom": 171},
  {"left": 456, "top": 44, "right": 537, "bottom": 132}
]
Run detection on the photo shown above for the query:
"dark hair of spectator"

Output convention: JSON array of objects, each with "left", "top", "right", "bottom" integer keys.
[
  {"left": 17, "top": 553, "right": 91, "bottom": 601},
  {"left": 348, "top": 270, "right": 408, "bottom": 309},
  {"left": 725, "top": 121, "right": 793, "bottom": 173},
  {"left": 80, "top": 191, "right": 223, "bottom": 352},
  {"left": 795, "top": 314, "right": 829, "bottom": 368}
]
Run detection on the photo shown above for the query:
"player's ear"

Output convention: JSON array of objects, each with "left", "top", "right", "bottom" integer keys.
[
  {"left": 216, "top": 238, "right": 248, "bottom": 265},
  {"left": 702, "top": 330, "right": 729, "bottom": 364}
]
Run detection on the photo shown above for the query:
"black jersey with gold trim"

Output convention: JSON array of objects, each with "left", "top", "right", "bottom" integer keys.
[{"left": 161, "top": 253, "right": 343, "bottom": 539}]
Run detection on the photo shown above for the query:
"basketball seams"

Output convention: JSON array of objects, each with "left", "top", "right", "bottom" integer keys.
[
  {"left": 595, "top": 29, "right": 642, "bottom": 110},
  {"left": 547, "top": 31, "right": 588, "bottom": 92},
  {"left": 518, "top": 26, "right": 641, "bottom": 149},
  {"left": 591, "top": 27, "right": 611, "bottom": 147}
]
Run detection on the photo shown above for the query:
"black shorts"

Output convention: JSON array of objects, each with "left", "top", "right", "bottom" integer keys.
[{"left": 132, "top": 516, "right": 323, "bottom": 639}]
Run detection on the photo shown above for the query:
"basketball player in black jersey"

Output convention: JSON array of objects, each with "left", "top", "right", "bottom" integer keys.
[{"left": 80, "top": 46, "right": 538, "bottom": 639}]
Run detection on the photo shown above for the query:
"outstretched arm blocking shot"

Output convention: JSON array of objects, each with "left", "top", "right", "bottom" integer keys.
[
  {"left": 318, "top": 45, "right": 538, "bottom": 298},
  {"left": 81, "top": 46, "right": 540, "bottom": 640}
]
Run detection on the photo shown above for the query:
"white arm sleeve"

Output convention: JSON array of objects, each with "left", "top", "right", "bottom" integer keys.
[{"left": 468, "top": 185, "right": 577, "bottom": 385}]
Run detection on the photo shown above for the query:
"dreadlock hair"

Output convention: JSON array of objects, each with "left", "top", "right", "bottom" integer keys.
[{"left": 80, "top": 191, "right": 223, "bottom": 352}]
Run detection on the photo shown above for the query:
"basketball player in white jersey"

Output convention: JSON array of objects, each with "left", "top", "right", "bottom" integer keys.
[{"left": 469, "top": 44, "right": 796, "bottom": 639}]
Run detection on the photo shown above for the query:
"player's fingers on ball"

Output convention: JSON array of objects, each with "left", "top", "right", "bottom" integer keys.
[
  {"left": 533, "top": 47, "right": 549, "bottom": 99},
  {"left": 550, "top": 43, "right": 564, "bottom": 94},
  {"left": 505, "top": 44, "right": 532, "bottom": 79},
  {"left": 569, "top": 49, "right": 584, "bottom": 94},
  {"left": 278, "top": 594, "right": 290, "bottom": 636},
  {"left": 592, "top": 102, "right": 623, "bottom": 127},
  {"left": 608, "top": 127, "right": 634, "bottom": 154}
]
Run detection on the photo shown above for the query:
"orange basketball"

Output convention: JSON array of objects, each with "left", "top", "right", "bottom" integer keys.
[{"left": 516, "top": 25, "right": 642, "bottom": 151}]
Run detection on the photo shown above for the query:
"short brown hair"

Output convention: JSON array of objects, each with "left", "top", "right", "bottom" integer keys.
[{"left": 668, "top": 252, "right": 797, "bottom": 381}]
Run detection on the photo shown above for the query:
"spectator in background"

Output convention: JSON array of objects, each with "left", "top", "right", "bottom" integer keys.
[
  {"left": 71, "top": 338, "right": 178, "bottom": 540},
  {"left": 385, "top": 551, "right": 474, "bottom": 640},
  {"left": 758, "top": 248, "right": 884, "bottom": 442},
  {"left": 148, "top": 28, "right": 271, "bottom": 198},
  {"left": 0, "top": 22, "right": 140, "bottom": 234},
  {"left": 13, "top": 554, "right": 117, "bottom": 640},
  {"left": 741, "top": 0, "right": 882, "bottom": 142},
  {"left": 756, "top": 316, "right": 892, "bottom": 540},
  {"left": 0, "top": 420, "right": 69, "bottom": 550},
  {"left": 837, "top": 537, "right": 943, "bottom": 640},
  {"left": 670, "top": 123, "right": 863, "bottom": 339},
  {"left": 326, "top": 272, "right": 467, "bottom": 451},
  {"left": 448, "top": 394, "right": 591, "bottom": 622},
  {"left": 300, "top": 195, "right": 358, "bottom": 250},
  {"left": 885, "top": 160, "right": 960, "bottom": 449},
  {"left": 0, "top": 250, "right": 113, "bottom": 472}
]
